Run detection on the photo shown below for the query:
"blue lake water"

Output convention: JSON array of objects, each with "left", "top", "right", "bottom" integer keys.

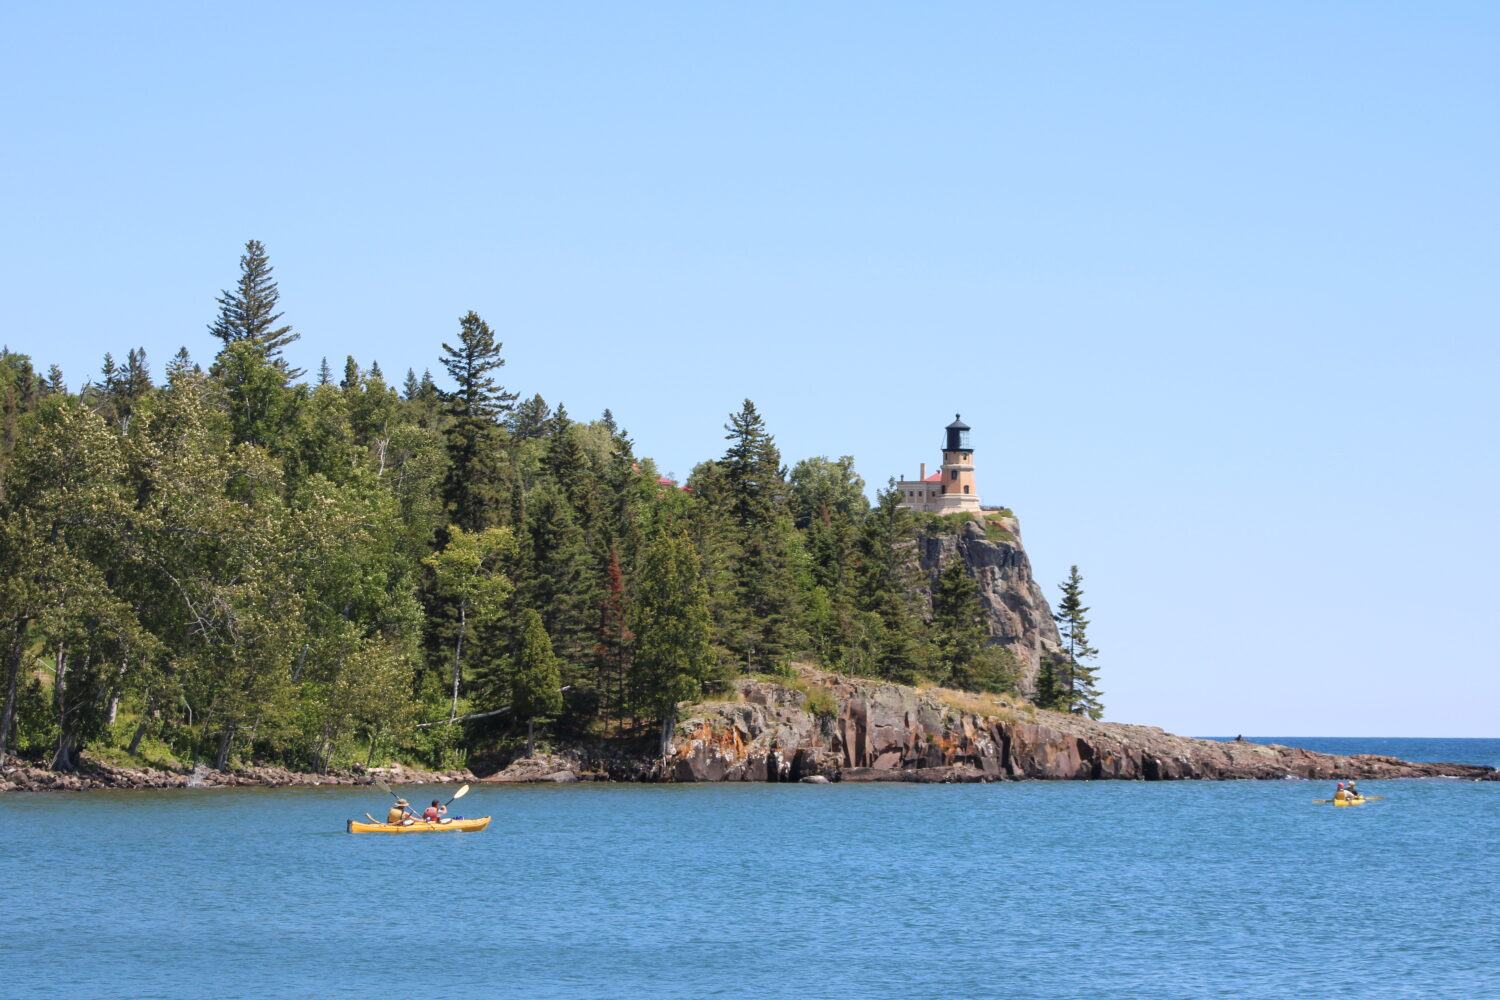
[{"left": 3, "top": 738, "right": 1497, "bottom": 999}]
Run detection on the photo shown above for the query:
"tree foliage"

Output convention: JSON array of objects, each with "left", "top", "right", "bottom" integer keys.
[{"left": 0, "top": 241, "right": 1088, "bottom": 774}]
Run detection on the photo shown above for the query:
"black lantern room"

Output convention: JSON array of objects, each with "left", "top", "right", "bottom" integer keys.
[{"left": 945, "top": 414, "right": 971, "bottom": 452}]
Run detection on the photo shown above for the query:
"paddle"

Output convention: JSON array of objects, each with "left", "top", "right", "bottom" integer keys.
[
  {"left": 373, "top": 777, "right": 418, "bottom": 822},
  {"left": 373, "top": 778, "right": 469, "bottom": 823},
  {"left": 429, "top": 783, "right": 469, "bottom": 823}
]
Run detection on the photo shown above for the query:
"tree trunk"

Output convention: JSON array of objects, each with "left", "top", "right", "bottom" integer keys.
[
  {"left": 51, "top": 728, "right": 80, "bottom": 771},
  {"left": 659, "top": 708, "right": 675, "bottom": 763},
  {"left": 0, "top": 619, "right": 26, "bottom": 765},
  {"left": 450, "top": 602, "right": 466, "bottom": 721},
  {"left": 214, "top": 726, "right": 234, "bottom": 771},
  {"left": 526, "top": 718, "right": 534, "bottom": 757},
  {"left": 126, "top": 698, "right": 152, "bottom": 756},
  {"left": 52, "top": 647, "right": 66, "bottom": 715}
]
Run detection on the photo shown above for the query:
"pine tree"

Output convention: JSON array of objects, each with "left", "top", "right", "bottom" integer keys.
[
  {"left": 511, "top": 609, "right": 563, "bottom": 756},
  {"left": 439, "top": 311, "right": 517, "bottom": 531},
  {"left": 208, "top": 240, "right": 301, "bottom": 372},
  {"left": 717, "top": 400, "right": 798, "bottom": 670},
  {"left": 341, "top": 356, "right": 360, "bottom": 391},
  {"left": 545, "top": 404, "right": 593, "bottom": 513},
  {"left": 317, "top": 358, "right": 333, "bottom": 386},
  {"left": 165, "top": 348, "right": 194, "bottom": 382},
  {"left": 853, "top": 483, "right": 929, "bottom": 683},
  {"left": 629, "top": 528, "right": 715, "bottom": 756},
  {"left": 521, "top": 483, "right": 591, "bottom": 667},
  {"left": 931, "top": 559, "right": 1014, "bottom": 693},
  {"left": 1034, "top": 652, "right": 1066, "bottom": 711},
  {"left": 1053, "top": 565, "right": 1102, "bottom": 719},
  {"left": 508, "top": 393, "right": 551, "bottom": 440}
]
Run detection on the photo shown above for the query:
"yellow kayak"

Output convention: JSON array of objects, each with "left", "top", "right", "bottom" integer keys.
[
  {"left": 1332, "top": 796, "right": 1367, "bottom": 808},
  {"left": 347, "top": 816, "right": 492, "bottom": 834}
]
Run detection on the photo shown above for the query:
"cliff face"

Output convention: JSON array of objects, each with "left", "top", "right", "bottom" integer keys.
[
  {"left": 651, "top": 672, "right": 1493, "bottom": 784},
  {"left": 915, "top": 514, "right": 1060, "bottom": 694}
]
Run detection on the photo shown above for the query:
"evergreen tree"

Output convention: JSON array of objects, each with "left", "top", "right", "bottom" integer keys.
[
  {"left": 629, "top": 528, "right": 715, "bottom": 755},
  {"left": 931, "top": 559, "right": 1015, "bottom": 693},
  {"left": 341, "top": 356, "right": 360, "bottom": 391},
  {"left": 166, "top": 348, "right": 194, "bottom": 381},
  {"left": 509, "top": 393, "right": 551, "bottom": 440},
  {"left": 853, "top": 483, "right": 929, "bottom": 683},
  {"left": 318, "top": 357, "right": 333, "bottom": 386},
  {"left": 1034, "top": 652, "right": 1067, "bottom": 712},
  {"left": 439, "top": 311, "right": 517, "bottom": 531},
  {"left": 1053, "top": 565, "right": 1102, "bottom": 718},
  {"left": 511, "top": 609, "right": 563, "bottom": 755},
  {"left": 521, "top": 483, "right": 592, "bottom": 668},
  {"left": 717, "top": 400, "right": 799, "bottom": 670},
  {"left": 208, "top": 240, "right": 301, "bottom": 373}
]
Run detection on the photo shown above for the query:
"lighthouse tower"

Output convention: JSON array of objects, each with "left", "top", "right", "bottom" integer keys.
[
  {"left": 894, "top": 414, "right": 982, "bottom": 513},
  {"left": 935, "top": 414, "right": 981, "bottom": 513}
]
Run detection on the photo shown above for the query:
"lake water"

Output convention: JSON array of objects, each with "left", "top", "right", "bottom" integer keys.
[{"left": 3, "top": 738, "right": 1497, "bottom": 999}]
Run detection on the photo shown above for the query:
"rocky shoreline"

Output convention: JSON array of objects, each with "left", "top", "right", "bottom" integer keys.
[
  {"left": 0, "top": 760, "right": 470, "bottom": 794},
  {"left": 542, "top": 671, "right": 1496, "bottom": 784},
  {"left": 4, "top": 670, "right": 1492, "bottom": 793}
]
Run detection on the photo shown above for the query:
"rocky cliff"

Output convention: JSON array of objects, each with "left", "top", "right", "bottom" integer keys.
[
  {"left": 915, "top": 513, "right": 1060, "bottom": 694},
  {"left": 479, "top": 670, "right": 1492, "bottom": 784}
]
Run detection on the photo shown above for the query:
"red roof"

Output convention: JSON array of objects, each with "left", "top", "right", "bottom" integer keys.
[{"left": 923, "top": 471, "right": 942, "bottom": 483}]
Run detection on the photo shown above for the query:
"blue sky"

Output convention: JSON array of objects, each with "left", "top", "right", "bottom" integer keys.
[{"left": 3, "top": 3, "right": 1496, "bottom": 735}]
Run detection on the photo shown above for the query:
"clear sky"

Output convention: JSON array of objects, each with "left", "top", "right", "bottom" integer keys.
[{"left": 3, "top": 3, "right": 1496, "bottom": 736}]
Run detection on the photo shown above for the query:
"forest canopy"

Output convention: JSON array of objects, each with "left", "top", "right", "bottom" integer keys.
[{"left": 0, "top": 241, "right": 1035, "bottom": 775}]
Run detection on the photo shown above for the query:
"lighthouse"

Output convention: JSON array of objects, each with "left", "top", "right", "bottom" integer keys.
[{"left": 895, "top": 414, "right": 982, "bottom": 513}]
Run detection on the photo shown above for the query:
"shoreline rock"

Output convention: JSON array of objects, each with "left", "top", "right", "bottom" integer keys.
[
  {"left": 4, "top": 672, "right": 1493, "bottom": 793},
  {"left": 0, "top": 759, "right": 472, "bottom": 794},
  {"left": 647, "top": 672, "right": 1495, "bottom": 785}
]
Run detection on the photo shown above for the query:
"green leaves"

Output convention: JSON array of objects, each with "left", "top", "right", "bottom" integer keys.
[{"left": 629, "top": 528, "right": 715, "bottom": 718}]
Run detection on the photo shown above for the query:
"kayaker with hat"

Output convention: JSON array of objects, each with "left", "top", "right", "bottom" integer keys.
[
  {"left": 1345, "top": 780, "right": 1360, "bottom": 800},
  {"left": 1333, "top": 782, "right": 1348, "bottom": 803},
  {"left": 386, "top": 798, "right": 417, "bottom": 825}
]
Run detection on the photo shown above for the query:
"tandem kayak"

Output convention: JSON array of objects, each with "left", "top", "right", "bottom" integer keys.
[
  {"left": 346, "top": 816, "right": 492, "bottom": 834},
  {"left": 1332, "top": 797, "right": 1367, "bottom": 808}
]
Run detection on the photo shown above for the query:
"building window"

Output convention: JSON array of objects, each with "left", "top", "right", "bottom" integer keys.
[
  {"left": 950, "top": 470, "right": 958, "bottom": 480},
  {"left": 963, "top": 485, "right": 970, "bottom": 494}
]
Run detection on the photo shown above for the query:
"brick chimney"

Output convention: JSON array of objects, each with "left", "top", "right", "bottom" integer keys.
[{"left": 920, "top": 462, "right": 926, "bottom": 481}]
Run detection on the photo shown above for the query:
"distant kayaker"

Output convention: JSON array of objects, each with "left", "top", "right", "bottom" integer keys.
[
  {"left": 423, "top": 799, "right": 448, "bottom": 823},
  {"left": 1345, "top": 780, "right": 1360, "bottom": 799},
  {"left": 386, "top": 798, "right": 416, "bottom": 825},
  {"left": 1333, "top": 782, "right": 1348, "bottom": 802}
]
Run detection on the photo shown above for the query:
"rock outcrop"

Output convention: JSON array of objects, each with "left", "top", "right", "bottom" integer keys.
[
  {"left": 0, "top": 759, "right": 470, "bottom": 794},
  {"left": 658, "top": 671, "right": 1495, "bottom": 784},
  {"left": 915, "top": 514, "right": 1061, "bottom": 694}
]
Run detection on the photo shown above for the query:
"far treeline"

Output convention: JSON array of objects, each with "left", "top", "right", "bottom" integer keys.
[{"left": 0, "top": 241, "right": 1103, "bottom": 775}]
